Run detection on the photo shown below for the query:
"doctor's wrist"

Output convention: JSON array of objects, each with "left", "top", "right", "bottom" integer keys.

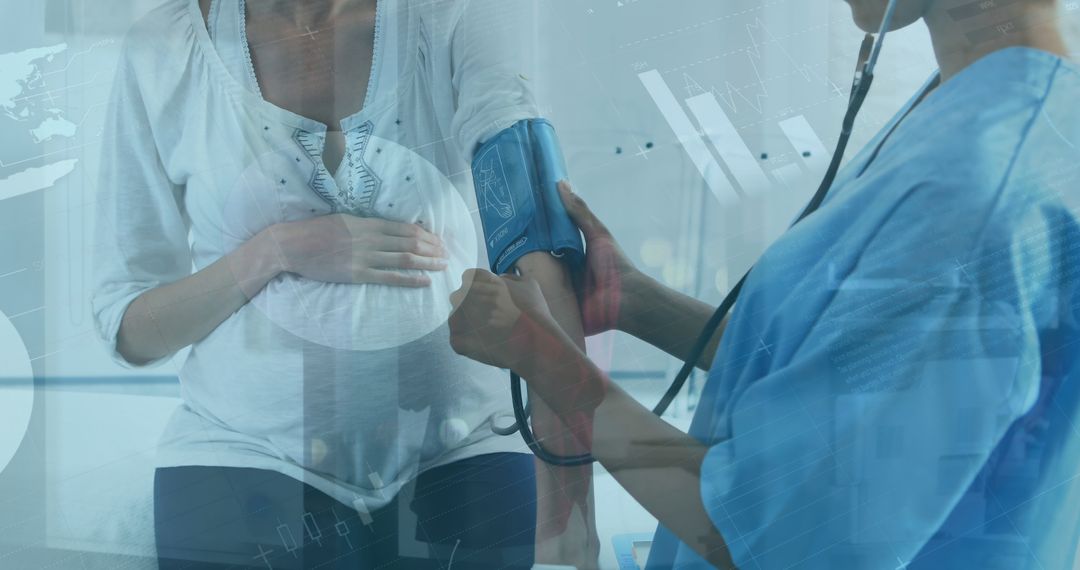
[
  {"left": 513, "top": 315, "right": 583, "bottom": 378},
  {"left": 513, "top": 316, "right": 607, "bottom": 415},
  {"left": 512, "top": 313, "right": 573, "bottom": 378},
  {"left": 617, "top": 270, "right": 662, "bottom": 334}
]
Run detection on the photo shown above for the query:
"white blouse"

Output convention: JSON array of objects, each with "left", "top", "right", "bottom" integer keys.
[{"left": 92, "top": 0, "right": 541, "bottom": 510}]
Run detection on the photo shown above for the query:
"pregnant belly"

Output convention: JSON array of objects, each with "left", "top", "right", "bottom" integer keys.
[
  {"left": 219, "top": 140, "right": 480, "bottom": 350},
  {"left": 255, "top": 269, "right": 462, "bottom": 350}
]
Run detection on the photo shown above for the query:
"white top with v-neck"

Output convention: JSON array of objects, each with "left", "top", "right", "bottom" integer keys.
[
  {"left": 207, "top": 0, "right": 386, "bottom": 211},
  {"left": 92, "top": 0, "right": 542, "bottom": 510}
]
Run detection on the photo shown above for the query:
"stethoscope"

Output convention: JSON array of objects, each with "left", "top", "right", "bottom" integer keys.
[{"left": 497, "top": 0, "right": 903, "bottom": 466}]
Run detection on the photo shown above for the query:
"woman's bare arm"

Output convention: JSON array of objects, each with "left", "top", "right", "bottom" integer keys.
[
  {"left": 514, "top": 251, "right": 600, "bottom": 569},
  {"left": 116, "top": 228, "right": 279, "bottom": 365}
]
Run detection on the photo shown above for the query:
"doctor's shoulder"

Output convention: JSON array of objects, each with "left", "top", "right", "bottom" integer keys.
[{"left": 910, "top": 83, "right": 1077, "bottom": 213}]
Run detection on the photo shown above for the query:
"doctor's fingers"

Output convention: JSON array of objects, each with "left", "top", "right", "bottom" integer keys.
[
  {"left": 454, "top": 282, "right": 507, "bottom": 309},
  {"left": 451, "top": 270, "right": 496, "bottom": 302},
  {"left": 558, "top": 181, "right": 611, "bottom": 241},
  {"left": 501, "top": 273, "right": 543, "bottom": 300},
  {"left": 449, "top": 288, "right": 509, "bottom": 314},
  {"left": 459, "top": 268, "right": 503, "bottom": 289},
  {"left": 501, "top": 274, "right": 550, "bottom": 317}
]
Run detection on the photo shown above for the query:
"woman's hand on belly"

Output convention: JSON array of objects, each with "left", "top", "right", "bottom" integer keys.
[{"left": 267, "top": 214, "right": 448, "bottom": 287}]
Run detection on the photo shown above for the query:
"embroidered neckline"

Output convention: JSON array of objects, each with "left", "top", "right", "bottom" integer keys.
[
  {"left": 346, "top": 121, "right": 382, "bottom": 215},
  {"left": 293, "top": 121, "right": 382, "bottom": 214}
]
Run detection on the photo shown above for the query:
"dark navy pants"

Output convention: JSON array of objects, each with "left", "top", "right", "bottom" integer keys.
[{"left": 154, "top": 453, "right": 536, "bottom": 569}]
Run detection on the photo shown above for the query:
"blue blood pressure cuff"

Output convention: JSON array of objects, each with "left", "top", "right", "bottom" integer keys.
[{"left": 472, "top": 119, "right": 584, "bottom": 275}]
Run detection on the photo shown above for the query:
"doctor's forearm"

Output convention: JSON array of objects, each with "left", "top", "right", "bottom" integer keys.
[
  {"left": 620, "top": 272, "right": 727, "bottom": 371},
  {"left": 518, "top": 330, "right": 734, "bottom": 568},
  {"left": 593, "top": 386, "right": 735, "bottom": 568},
  {"left": 515, "top": 252, "right": 600, "bottom": 567}
]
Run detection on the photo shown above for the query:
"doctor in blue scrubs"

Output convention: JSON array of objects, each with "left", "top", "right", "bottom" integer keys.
[{"left": 449, "top": 0, "right": 1080, "bottom": 568}]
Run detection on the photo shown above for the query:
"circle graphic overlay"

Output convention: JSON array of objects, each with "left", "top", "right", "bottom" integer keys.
[
  {"left": 0, "top": 309, "right": 34, "bottom": 474},
  {"left": 220, "top": 137, "right": 479, "bottom": 351}
]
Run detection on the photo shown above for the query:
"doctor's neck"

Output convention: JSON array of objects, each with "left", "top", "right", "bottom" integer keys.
[{"left": 922, "top": 0, "right": 1069, "bottom": 81}]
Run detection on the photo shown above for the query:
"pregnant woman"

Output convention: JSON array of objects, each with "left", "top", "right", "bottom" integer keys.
[{"left": 92, "top": 0, "right": 595, "bottom": 568}]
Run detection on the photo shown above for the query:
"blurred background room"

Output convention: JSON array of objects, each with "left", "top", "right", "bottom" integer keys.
[{"left": 1, "top": 0, "right": 1078, "bottom": 567}]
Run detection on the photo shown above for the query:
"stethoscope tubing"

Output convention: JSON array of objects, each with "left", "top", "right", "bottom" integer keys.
[{"left": 506, "top": 0, "right": 899, "bottom": 467}]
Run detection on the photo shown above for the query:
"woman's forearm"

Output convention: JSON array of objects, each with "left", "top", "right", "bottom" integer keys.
[
  {"left": 116, "top": 228, "right": 283, "bottom": 365},
  {"left": 514, "top": 251, "right": 600, "bottom": 568},
  {"left": 620, "top": 272, "right": 727, "bottom": 371}
]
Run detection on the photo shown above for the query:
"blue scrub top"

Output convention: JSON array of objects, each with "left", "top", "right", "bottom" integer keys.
[{"left": 648, "top": 47, "right": 1080, "bottom": 569}]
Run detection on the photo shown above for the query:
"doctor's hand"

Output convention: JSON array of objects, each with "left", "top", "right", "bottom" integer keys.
[
  {"left": 448, "top": 269, "right": 569, "bottom": 373},
  {"left": 265, "top": 214, "right": 448, "bottom": 287},
  {"left": 558, "top": 181, "right": 646, "bottom": 335}
]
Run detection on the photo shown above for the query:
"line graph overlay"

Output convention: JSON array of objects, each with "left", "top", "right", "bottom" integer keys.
[
  {"left": 687, "top": 92, "right": 770, "bottom": 196},
  {"left": 638, "top": 69, "right": 739, "bottom": 205},
  {"left": 779, "top": 114, "right": 830, "bottom": 175}
]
